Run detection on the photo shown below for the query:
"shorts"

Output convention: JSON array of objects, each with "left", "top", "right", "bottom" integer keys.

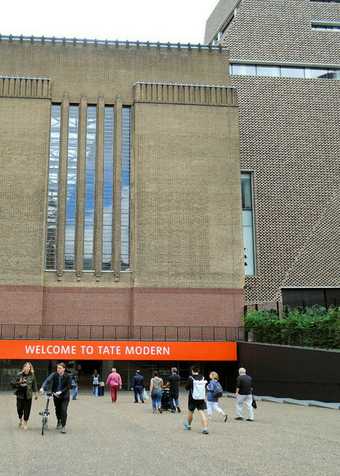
[{"left": 188, "top": 399, "right": 207, "bottom": 412}]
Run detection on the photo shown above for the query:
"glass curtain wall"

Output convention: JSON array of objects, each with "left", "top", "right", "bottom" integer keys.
[
  {"left": 241, "top": 173, "right": 255, "bottom": 276},
  {"left": 102, "top": 106, "right": 114, "bottom": 270},
  {"left": 46, "top": 104, "right": 61, "bottom": 269},
  {"left": 46, "top": 103, "right": 131, "bottom": 273},
  {"left": 65, "top": 105, "right": 79, "bottom": 270},
  {"left": 83, "top": 106, "right": 97, "bottom": 270},
  {"left": 121, "top": 107, "right": 131, "bottom": 270}
]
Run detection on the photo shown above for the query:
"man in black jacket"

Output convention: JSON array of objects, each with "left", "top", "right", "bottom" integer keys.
[
  {"left": 132, "top": 370, "right": 144, "bottom": 403},
  {"left": 40, "top": 362, "right": 72, "bottom": 433},
  {"left": 167, "top": 367, "right": 181, "bottom": 413}
]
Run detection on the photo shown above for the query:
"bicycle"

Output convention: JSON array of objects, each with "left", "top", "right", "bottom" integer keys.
[{"left": 39, "top": 392, "right": 54, "bottom": 436}]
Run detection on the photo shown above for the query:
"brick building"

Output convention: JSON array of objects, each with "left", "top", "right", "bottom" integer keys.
[
  {"left": 205, "top": 0, "right": 340, "bottom": 307},
  {"left": 0, "top": 37, "right": 243, "bottom": 338}
]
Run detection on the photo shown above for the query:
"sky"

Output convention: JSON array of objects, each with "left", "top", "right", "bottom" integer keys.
[{"left": 1, "top": 0, "right": 219, "bottom": 44}]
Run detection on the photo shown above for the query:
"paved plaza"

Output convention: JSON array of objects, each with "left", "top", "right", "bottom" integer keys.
[{"left": 0, "top": 391, "right": 339, "bottom": 476}]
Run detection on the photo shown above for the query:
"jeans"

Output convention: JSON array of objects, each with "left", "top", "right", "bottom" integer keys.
[
  {"left": 151, "top": 390, "right": 162, "bottom": 411},
  {"left": 93, "top": 385, "right": 99, "bottom": 397},
  {"left": 236, "top": 394, "right": 254, "bottom": 420},
  {"left": 134, "top": 386, "right": 144, "bottom": 403},
  {"left": 71, "top": 385, "right": 78, "bottom": 400},
  {"left": 170, "top": 395, "right": 179, "bottom": 410},
  {"left": 207, "top": 401, "right": 225, "bottom": 416}
]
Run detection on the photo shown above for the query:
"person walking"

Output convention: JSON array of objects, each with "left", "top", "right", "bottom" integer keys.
[
  {"left": 207, "top": 371, "right": 228, "bottom": 422},
  {"left": 132, "top": 370, "right": 145, "bottom": 403},
  {"left": 106, "top": 368, "right": 122, "bottom": 403},
  {"left": 92, "top": 369, "right": 100, "bottom": 397},
  {"left": 149, "top": 371, "right": 163, "bottom": 414},
  {"left": 167, "top": 367, "right": 181, "bottom": 413},
  {"left": 40, "top": 362, "right": 72, "bottom": 434},
  {"left": 235, "top": 367, "right": 254, "bottom": 422},
  {"left": 68, "top": 365, "right": 79, "bottom": 401},
  {"left": 183, "top": 366, "right": 209, "bottom": 435},
  {"left": 13, "top": 362, "right": 38, "bottom": 430}
]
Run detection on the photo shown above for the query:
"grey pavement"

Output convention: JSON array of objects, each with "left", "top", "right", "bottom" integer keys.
[{"left": 0, "top": 391, "right": 339, "bottom": 476}]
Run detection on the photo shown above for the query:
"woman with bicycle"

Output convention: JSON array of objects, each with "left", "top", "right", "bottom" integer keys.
[{"left": 13, "top": 362, "right": 38, "bottom": 430}]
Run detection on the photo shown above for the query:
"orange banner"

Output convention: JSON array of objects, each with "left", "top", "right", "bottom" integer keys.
[{"left": 0, "top": 340, "right": 237, "bottom": 361}]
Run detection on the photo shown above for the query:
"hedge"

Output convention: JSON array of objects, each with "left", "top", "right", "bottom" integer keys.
[{"left": 244, "top": 306, "right": 340, "bottom": 349}]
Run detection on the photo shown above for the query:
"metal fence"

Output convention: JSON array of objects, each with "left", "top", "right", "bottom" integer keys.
[{"left": 0, "top": 324, "right": 245, "bottom": 342}]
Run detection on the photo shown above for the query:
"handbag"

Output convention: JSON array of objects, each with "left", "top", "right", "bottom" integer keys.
[{"left": 252, "top": 396, "right": 257, "bottom": 409}]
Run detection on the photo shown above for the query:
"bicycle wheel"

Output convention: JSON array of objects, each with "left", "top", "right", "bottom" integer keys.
[{"left": 41, "top": 416, "right": 47, "bottom": 436}]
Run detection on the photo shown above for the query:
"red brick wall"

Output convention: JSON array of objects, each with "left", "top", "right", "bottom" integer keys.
[{"left": 0, "top": 285, "right": 244, "bottom": 330}]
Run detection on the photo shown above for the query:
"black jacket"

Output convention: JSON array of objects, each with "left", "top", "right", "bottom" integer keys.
[
  {"left": 42, "top": 372, "right": 72, "bottom": 399},
  {"left": 132, "top": 374, "right": 144, "bottom": 388}
]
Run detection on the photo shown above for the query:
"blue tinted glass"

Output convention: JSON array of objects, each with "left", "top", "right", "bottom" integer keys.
[
  {"left": 102, "top": 107, "right": 114, "bottom": 271},
  {"left": 305, "top": 68, "right": 329, "bottom": 78},
  {"left": 65, "top": 105, "right": 79, "bottom": 270},
  {"left": 256, "top": 65, "right": 280, "bottom": 77},
  {"left": 281, "top": 67, "right": 305, "bottom": 78},
  {"left": 83, "top": 106, "right": 97, "bottom": 270},
  {"left": 46, "top": 104, "right": 61, "bottom": 270},
  {"left": 121, "top": 107, "right": 131, "bottom": 270},
  {"left": 231, "top": 64, "right": 256, "bottom": 76},
  {"left": 241, "top": 173, "right": 255, "bottom": 276}
]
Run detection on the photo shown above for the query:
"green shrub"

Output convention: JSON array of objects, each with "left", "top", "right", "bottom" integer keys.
[{"left": 244, "top": 306, "right": 340, "bottom": 349}]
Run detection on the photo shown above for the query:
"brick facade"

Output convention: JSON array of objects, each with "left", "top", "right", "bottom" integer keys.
[
  {"left": 0, "top": 40, "right": 244, "bottom": 328},
  {"left": 205, "top": 0, "right": 340, "bottom": 303}
]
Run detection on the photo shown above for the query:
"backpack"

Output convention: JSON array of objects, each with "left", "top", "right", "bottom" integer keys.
[
  {"left": 213, "top": 381, "right": 223, "bottom": 399},
  {"left": 191, "top": 376, "right": 207, "bottom": 400}
]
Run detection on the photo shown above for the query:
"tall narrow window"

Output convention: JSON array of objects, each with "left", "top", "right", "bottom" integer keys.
[
  {"left": 121, "top": 107, "right": 131, "bottom": 270},
  {"left": 102, "top": 107, "right": 114, "bottom": 271},
  {"left": 65, "top": 105, "right": 79, "bottom": 270},
  {"left": 241, "top": 173, "right": 255, "bottom": 276},
  {"left": 46, "top": 104, "right": 61, "bottom": 270},
  {"left": 83, "top": 106, "right": 97, "bottom": 270}
]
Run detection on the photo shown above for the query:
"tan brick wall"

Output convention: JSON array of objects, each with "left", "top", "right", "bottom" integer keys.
[
  {"left": 0, "top": 42, "right": 243, "bottom": 327},
  {"left": 133, "top": 100, "right": 242, "bottom": 289},
  {"left": 217, "top": 0, "right": 340, "bottom": 303},
  {"left": 0, "top": 42, "right": 230, "bottom": 103},
  {"left": 0, "top": 97, "right": 50, "bottom": 285}
]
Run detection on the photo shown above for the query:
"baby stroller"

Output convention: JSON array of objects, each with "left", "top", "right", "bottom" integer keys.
[{"left": 161, "top": 387, "right": 171, "bottom": 411}]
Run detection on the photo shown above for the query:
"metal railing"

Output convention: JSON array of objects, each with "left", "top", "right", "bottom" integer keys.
[
  {"left": 0, "top": 324, "right": 245, "bottom": 342},
  {"left": 0, "top": 34, "right": 223, "bottom": 51}
]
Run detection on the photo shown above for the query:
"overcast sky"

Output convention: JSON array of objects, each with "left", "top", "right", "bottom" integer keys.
[{"left": 1, "top": 0, "right": 218, "bottom": 44}]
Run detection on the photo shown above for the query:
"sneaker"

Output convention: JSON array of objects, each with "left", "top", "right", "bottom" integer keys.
[
  {"left": 176, "top": 407, "right": 181, "bottom": 413},
  {"left": 224, "top": 415, "right": 228, "bottom": 422},
  {"left": 246, "top": 419, "right": 254, "bottom": 422},
  {"left": 60, "top": 427, "right": 67, "bottom": 434},
  {"left": 23, "top": 422, "right": 28, "bottom": 431},
  {"left": 183, "top": 421, "right": 191, "bottom": 431},
  {"left": 202, "top": 429, "right": 209, "bottom": 435},
  {"left": 234, "top": 417, "right": 243, "bottom": 421},
  {"left": 56, "top": 421, "right": 62, "bottom": 430},
  {"left": 18, "top": 420, "right": 23, "bottom": 428}
]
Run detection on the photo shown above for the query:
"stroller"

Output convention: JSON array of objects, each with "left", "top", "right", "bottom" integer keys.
[{"left": 161, "top": 387, "right": 171, "bottom": 411}]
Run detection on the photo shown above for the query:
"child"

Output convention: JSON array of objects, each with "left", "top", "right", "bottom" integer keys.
[{"left": 207, "top": 371, "right": 227, "bottom": 422}]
